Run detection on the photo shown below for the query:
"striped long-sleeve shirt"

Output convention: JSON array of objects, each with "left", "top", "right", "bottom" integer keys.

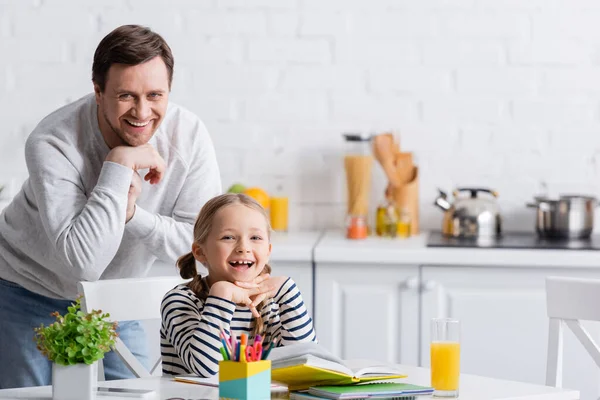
[{"left": 160, "top": 277, "right": 317, "bottom": 376}]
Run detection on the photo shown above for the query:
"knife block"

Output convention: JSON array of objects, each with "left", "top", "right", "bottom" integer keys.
[{"left": 391, "top": 167, "right": 419, "bottom": 235}]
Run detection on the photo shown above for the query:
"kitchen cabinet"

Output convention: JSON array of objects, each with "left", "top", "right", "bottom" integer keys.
[
  {"left": 420, "top": 265, "right": 600, "bottom": 400},
  {"left": 313, "top": 233, "right": 427, "bottom": 366},
  {"left": 314, "top": 231, "right": 600, "bottom": 400},
  {"left": 314, "top": 262, "right": 420, "bottom": 366}
]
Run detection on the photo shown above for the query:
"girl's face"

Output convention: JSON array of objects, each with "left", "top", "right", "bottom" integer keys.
[{"left": 193, "top": 204, "right": 272, "bottom": 285}]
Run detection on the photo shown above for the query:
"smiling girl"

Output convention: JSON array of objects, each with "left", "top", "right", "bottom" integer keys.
[{"left": 160, "top": 193, "right": 317, "bottom": 377}]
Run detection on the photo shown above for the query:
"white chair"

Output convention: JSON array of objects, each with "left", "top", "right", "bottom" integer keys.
[
  {"left": 545, "top": 276, "right": 600, "bottom": 387},
  {"left": 77, "top": 276, "right": 188, "bottom": 379}
]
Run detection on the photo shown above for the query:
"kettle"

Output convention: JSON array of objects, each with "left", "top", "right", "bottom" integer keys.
[{"left": 434, "top": 188, "right": 502, "bottom": 238}]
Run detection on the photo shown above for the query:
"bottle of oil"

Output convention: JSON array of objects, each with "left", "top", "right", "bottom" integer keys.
[
  {"left": 375, "top": 200, "right": 387, "bottom": 237},
  {"left": 375, "top": 198, "right": 399, "bottom": 238},
  {"left": 397, "top": 207, "right": 412, "bottom": 238}
]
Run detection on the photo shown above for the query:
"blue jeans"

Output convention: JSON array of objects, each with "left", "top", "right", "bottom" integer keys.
[{"left": 0, "top": 278, "right": 150, "bottom": 389}]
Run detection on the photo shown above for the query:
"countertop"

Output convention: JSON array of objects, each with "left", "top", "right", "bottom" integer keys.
[
  {"left": 315, "top": 230, "right": 600, "bottom": 268},
  {"left": 269, "top": 231, "right": 323, "bottom": 262}
]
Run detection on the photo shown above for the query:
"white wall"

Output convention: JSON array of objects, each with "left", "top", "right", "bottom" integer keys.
[{"left": 3, "top": 0, "right": 600, "bottom": 232}]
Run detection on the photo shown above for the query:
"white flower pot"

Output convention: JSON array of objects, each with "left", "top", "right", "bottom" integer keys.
[{"left": 52, "top": 362, "right": 98, "bottom": 400}]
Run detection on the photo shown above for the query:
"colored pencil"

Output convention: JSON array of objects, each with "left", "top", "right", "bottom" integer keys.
[
  {"left": 261, "top": 342, "right": 275, "bottom": 360},
  {"left": 219, "top": 330, "right": 233, "bottom": 355},
  {"left": 220, "top": 347, "right": 229, "bottom": 361}
]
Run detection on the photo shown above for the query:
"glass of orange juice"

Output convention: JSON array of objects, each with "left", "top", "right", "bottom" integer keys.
[
  {"left": 430, "top": 318, "right": 460, "bottom": 397},
  {"left": 270, "top": 196, "right": 289, "bottom": 232}
]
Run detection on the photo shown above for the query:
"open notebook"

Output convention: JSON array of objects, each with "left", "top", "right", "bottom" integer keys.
[{"left": 269, "top": 342, "right": 407, "bottom": 391}]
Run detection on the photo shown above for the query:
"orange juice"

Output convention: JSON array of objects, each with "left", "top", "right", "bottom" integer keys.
[
  {"left": 270, "top": 197, "right": 289, "bottom": 232},
  {"left": 430, "top": 341, "right": 460, "bottom": 391}
]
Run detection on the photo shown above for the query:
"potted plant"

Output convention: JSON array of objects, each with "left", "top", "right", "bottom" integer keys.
[{"left": 34, "top": 297, "right": 118, "bottom": 400}]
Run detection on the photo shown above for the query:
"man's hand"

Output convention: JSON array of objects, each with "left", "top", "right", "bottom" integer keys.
[
  {"left": 126, "top": 171, "right": 142, "bottom": 223},
  {"left": 106, "top": 144, "right": 166, "bottom": 185}
]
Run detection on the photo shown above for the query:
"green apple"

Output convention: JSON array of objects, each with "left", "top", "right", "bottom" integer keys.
[{"left": 227, "top": 183, "right": 246, "bottom": 194}]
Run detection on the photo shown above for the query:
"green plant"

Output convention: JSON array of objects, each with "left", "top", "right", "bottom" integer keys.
[{"left": 34, "top": 298, "right": 118, "bottom": 366}]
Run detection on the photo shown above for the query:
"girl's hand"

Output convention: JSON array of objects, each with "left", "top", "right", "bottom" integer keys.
[
  {"left": 209, "top": 281, "right": 275, "bottom": 318},
  {"left": 235, "top": 275, "right": 289, "bottom": 308}
]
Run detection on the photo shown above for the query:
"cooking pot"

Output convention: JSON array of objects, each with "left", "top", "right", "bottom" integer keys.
[
  {"left": 527, "top": 195, "right": 598, "bottom": 239},
  {"left": 434, "top": 187, "right": 502, "bottom": 238}
]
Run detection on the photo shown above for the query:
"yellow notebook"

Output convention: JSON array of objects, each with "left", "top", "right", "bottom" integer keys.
[{"left": 269, "top": 343, "right": 407, "bottom": 391}]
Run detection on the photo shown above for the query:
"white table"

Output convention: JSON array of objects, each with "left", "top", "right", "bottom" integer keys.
[{"left": 0, "top": 364, "right": 579, "bottom": 400}]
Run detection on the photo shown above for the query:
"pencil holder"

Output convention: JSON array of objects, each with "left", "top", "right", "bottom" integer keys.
[{"left": 219, "top": 360, "right": 271, "bottom": 400}]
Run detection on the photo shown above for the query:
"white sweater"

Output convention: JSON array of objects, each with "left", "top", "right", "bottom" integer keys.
[{"left": 0, "top": 94, "right": 221, "bottom": 299}]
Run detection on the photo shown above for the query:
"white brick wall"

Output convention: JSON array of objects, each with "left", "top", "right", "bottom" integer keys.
[{"left": 3, "top": 0, "right": 600, "bottom": 232}]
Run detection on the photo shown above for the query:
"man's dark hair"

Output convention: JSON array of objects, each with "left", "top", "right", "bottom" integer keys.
[{"left": 92, "top": 24, "right": 174, "bottom": 92}]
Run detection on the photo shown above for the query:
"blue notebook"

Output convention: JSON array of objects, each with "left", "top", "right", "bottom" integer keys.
[{"left": 307, "top": 382, "right": 434, "bottom": 399}]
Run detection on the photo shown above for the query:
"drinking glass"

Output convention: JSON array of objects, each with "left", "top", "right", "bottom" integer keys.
[
  {"left": 430, "top": 318, "right": 460, "bottom": 397},
  {"left": 270, "top": 196, "right": 289, "bottom": 232}
]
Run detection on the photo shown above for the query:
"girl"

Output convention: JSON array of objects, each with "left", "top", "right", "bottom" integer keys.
[{"left": 160, "top": 193, "right": 317, "bottom": 377}]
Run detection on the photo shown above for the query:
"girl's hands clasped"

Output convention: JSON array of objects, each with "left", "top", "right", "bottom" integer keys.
[
  {"left": 235, "top": 274, "right": 289, "bottom": 309},
  {"left": 209, "top": 279, "right": 275, "bottom": 318}
]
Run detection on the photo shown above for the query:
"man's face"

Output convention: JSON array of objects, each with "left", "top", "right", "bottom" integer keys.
[{"left": 94, "top": 56, "right": 170, "bottom": 149}]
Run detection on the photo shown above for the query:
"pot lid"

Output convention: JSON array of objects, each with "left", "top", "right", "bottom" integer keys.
[
  {"left": 342, "top": 132, "right": 372, "bottom": 142},
  {"left": 560, "top": 194, "right": 597, "bottom": 201},
  {"left": 534, "top": 194, "right": 597, "bottom": 203}
]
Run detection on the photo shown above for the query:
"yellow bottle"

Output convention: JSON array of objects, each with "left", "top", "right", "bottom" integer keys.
[
  {"left": 397, "top": 207, "right": 412, "bottom": 238},
  {"left": 375, "top": 204, "right": 387, "bottom": 237},
  {"left": 375, "top": 200, "right": 399, "bottom": 238}
]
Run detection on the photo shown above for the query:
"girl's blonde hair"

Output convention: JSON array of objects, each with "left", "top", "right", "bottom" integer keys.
[{"left": 177, "top": 193, "right": 272, "bottom": 336}]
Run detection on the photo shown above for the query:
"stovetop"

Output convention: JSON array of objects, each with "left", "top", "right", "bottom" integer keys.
[{"left": 426, "top": 231, "right": 600, "bottom": 250}]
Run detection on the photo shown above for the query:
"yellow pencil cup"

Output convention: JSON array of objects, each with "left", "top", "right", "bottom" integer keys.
[{"left": 219, "top": 360, "right": 271, "bottom": 400}]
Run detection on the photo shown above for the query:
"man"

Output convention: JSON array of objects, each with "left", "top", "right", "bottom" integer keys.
[{"left": 0, "top": 25, "right": 221, "bottom": 388}]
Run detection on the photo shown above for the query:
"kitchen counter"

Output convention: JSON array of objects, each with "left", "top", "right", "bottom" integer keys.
[
  {"left": 269, "top": 230, "right": 323, "bottom": 262},
  {"left": 315, "top": 230, "right": 600, "bottom": 268}
]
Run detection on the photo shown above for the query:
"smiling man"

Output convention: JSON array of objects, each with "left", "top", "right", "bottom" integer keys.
[{"left": 0, "top": 25, "right": 221, "bottom": 388}]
